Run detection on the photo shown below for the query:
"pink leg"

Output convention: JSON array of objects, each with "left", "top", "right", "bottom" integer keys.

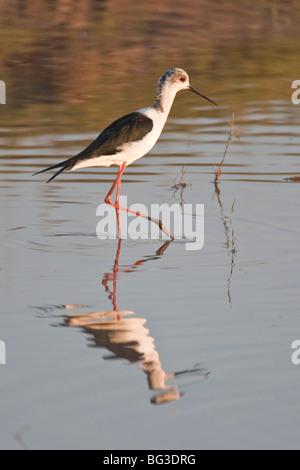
[
  {"left": 115, "top": 165, "right": 123, "bottom": 237},
  {"left": 105, "top": 163, "right": 126, "bottom": 206},
  {"left": 105, "top": 164, "right": 173, "bottom": 239},
  {"left": 105, "top": 164, "right": 126, "bottom": 238}
]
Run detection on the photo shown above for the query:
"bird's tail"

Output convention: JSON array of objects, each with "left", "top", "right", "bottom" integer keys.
[{"left": 33, "top": 161, "right": 73, "bottom": 183}]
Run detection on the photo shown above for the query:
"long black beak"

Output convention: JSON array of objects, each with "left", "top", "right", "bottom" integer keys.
[{"left": 188, "top": 85, "right": 218, "bottom": 106}]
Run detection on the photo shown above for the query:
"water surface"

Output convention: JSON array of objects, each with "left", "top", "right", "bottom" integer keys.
[{"left": 1, "top": 0, "right": 300, "bottom": 450}]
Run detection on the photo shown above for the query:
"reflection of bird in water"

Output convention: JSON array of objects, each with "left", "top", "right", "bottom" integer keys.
[
  {"left": 66, "top": 310, "right": 182, "bottom": 402},
  {"left": 64, "top": 240, "right": 209, "bottom": 404}
]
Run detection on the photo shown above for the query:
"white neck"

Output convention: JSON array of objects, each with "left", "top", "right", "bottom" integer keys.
[{"left": 152, "top": 85, "right": 177, "bottom": 116}]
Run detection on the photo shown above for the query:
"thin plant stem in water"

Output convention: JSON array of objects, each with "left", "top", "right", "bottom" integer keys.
[{"left": 214, "top": 113, "right": 235, "bottom": 184}]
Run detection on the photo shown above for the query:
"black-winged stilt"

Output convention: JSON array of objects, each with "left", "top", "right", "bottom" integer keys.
[{"left": 34, "top": 68, "right": 217, "bottom": 238}]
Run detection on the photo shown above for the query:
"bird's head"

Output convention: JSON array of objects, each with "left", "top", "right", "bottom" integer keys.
[{"left": 158, "top": 68, "right": 218, "bottom": 106}]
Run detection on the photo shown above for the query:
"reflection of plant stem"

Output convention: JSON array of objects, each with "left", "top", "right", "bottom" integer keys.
[
  {"left": 213, "top": 181, "right": 237, "bottom": 304},
  {"left": 171, "top": 166, "right": 191, "bottom": 208},
  {"left": 214, "top": 113, "right": 235, "bottom": 183},
  {"left": 14, "top": 424, "right": 31, "bottom": 450},
  {"left": 213, "top": 182, "right": 230, "bottom": 249},
  {"left": 227, "top": 199, "right": 237, "bottom": 305}
]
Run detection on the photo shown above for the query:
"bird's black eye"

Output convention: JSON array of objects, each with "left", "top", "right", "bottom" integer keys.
[{"left": 180, "top": 76, "right": 186, "bottom": 82}]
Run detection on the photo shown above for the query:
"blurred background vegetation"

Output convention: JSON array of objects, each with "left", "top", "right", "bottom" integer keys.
[{"left": 0, "top": 0, "right": 299, "bottom": 130}]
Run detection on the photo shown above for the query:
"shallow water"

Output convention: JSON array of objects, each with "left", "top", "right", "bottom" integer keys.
[{"left": 1, "top": 0, "right": 300, "bottom": 450}]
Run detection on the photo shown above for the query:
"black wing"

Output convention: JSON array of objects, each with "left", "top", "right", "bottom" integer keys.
[{"left": 33, "top": 111, "right": 153, "bottom": 182}]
